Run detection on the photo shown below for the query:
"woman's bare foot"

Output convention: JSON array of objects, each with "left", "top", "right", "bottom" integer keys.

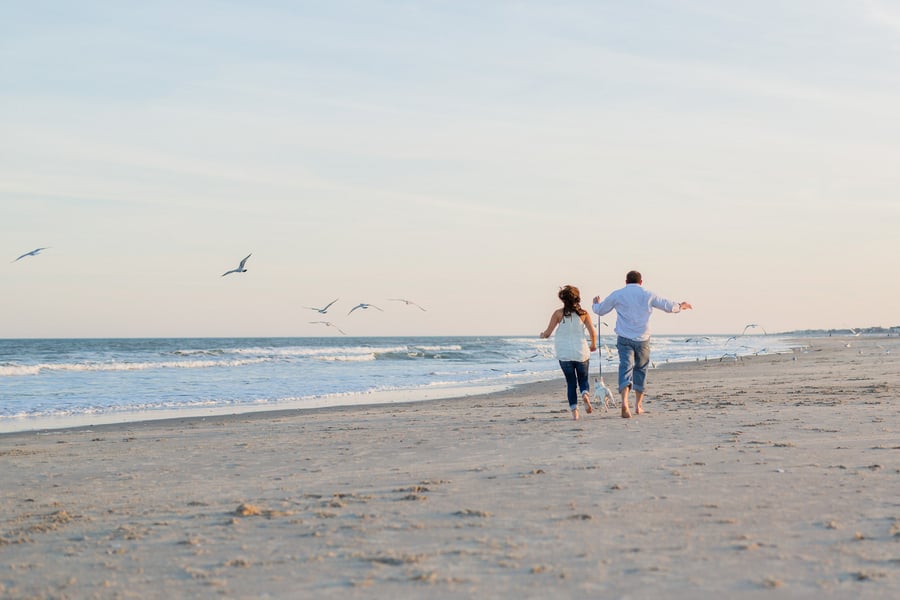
[
  {"left": 621, "top": 404, "right": 632, "bottom": 418},
  {"left": 572, "top": 408, "right": 580, "bottom": 421},
  {"left": 635, "top": 403, "right": 644, "bottom": 415},
  {"left": 582, "top": 392, "right": 593, "bottom": 414}
]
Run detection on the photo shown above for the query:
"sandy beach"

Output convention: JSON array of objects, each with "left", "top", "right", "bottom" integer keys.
[{"left": 1, "top": 336, "right": 897, "bottom": 599}]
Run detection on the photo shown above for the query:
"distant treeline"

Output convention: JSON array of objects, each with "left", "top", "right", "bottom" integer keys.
[{"left": 782, "top": 326, "right": 899, "bottom": 335}]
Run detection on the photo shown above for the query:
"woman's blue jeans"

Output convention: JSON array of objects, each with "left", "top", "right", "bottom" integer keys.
[
  {"left": 558, "top": 360, "right": 590, "bottom": 409},
  {"left": 616, "top": 336, "right": 651, "bottom": 393}
]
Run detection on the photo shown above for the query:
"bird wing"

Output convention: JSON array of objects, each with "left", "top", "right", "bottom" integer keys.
[
  {"left": 238, "top": 254, "right": 251, "bottom": 269},
  {"left": 311, "top": 320, "right": 346, "bottom": 334},
  {"left": 390, "top": 298, "right": 426, "bottom": 310},
  {"left": 13, "top": 248, "right": 43, "bottom": 262},
  {"left": 323, "top": 298, "right": 339, "bottom": 310}
]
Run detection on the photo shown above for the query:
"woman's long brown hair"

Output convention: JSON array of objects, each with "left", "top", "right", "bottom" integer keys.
[{"left": 558, "top": 285, "right": 587, "bottom": 318}]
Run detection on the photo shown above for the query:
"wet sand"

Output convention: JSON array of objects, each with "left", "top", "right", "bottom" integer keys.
[{"left": 1, "top": 336, "right": 898, "bottom": 598}]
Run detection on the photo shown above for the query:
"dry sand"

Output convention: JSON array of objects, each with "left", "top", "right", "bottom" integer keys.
[{"left": 1, "top": 336, "right": 898, "bottom": 599}]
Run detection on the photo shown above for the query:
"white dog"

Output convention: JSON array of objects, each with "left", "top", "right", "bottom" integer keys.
[{"left": 595, "top": 376, "right": 617, "bottom": 411}]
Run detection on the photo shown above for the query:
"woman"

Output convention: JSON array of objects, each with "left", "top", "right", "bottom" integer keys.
[{"left": 540, "top": 285, "right": 598, "bottom": 420}]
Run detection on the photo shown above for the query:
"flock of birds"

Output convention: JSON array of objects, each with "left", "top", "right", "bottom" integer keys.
[
  {"left": 12, "top": 249, "right": 874, "bottom": 345},
  {"left": 680, "top": 323, "right": 770, "bottom": 362},
  {"left": 591, "top": 318, "right": 773, "bottom": 366},
  {"left": 220, "top": 254, "right": 429, "bottom": 328},
  {"left": 14, "top": 249, "right": 426, "bottom": 335},
  {"left": 304, "top": 297, "right": 426, "bottom": 335}
]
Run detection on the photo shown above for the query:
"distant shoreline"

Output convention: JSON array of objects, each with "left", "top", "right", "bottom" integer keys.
[{"left": 1, "top": 327, "right": 897, "bottom": 341}]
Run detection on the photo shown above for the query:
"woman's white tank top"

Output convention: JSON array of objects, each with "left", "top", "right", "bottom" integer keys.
[{"left": 554, "top": 314, "right": 590, "bottom": 362}]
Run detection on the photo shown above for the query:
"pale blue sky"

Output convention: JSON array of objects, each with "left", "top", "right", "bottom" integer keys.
[{"left": 3, "top": 1, "right": 898, "bottom": 338}]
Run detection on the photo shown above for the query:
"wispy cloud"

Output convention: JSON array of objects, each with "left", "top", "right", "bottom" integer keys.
[{"left": 864, "top": 0, "right": 900, "bottom": 32}]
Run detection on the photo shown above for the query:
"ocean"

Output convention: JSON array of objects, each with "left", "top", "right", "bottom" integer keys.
[{"left": 0, "top": 334, "right": 793, "bottom": 433}]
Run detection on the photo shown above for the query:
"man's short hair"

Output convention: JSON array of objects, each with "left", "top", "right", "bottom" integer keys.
[{"left": 626, "top": 270, "right": 642, "bottom": 284}]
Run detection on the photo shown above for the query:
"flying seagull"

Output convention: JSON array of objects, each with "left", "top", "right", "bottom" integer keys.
[
  {"left": 310, "top": 321, "right": 347, "bottom": 335},
  {"left": 222, "top": 253, "right": 251, "bottom": 276},
  {"left": 741, "top": 323, "right": 767, "bottom": 335},
  {"left": 348, "top": 303, "right": 383, "bottom": 315},
  {"left": 388, "top": 298, "right": 426, "bottom": 311},
  {"left": 305, "top": 298, "right": 339, "bottom": 314},
  {"left": 13, "top": 247, "right": 50, "bottom": 262}
]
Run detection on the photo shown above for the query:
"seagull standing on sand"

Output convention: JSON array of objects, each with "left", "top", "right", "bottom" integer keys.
[
  {"left": 348, "top": 303, "right": 383, "bottom": 315},
  {"left": 388, "top": 298, "right": 427, "bottom": 311},
  {"left": 305, "top": 298, "right": 339, "bottom": 314},
  {"left": 13, "top": 247, "right": 50, "bottom": 262},
  {"left": 222, "top": 253, "right": 251, "bottom": 276},
  {"left": 310, "top": 321, "right": 347, "bottom": 335}
]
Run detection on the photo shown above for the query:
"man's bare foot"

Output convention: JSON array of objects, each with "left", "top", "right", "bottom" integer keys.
[
  {"left": 582, "top": 392, "right": 593, "bottom": 414},
  {"left": 635, "top": 392, "right": 645, "bottom": 415},
  {"left": 620, "top": 386, "right": 631, "bottom": 418},
  {"left": 572, "top": 408, "right": 580, "bottom": 421}
]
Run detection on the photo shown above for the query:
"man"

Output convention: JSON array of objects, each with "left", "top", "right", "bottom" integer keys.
[{"left": 592, "top": 270, "right": 692, "bottom": 418}]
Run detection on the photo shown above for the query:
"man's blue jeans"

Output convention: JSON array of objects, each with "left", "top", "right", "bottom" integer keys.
[
  {"left": 616, "top": 336, "right": 651, "bottom": 393},
  {"left": 558, "top": 360, "right": 590, "bottom": 409}
]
